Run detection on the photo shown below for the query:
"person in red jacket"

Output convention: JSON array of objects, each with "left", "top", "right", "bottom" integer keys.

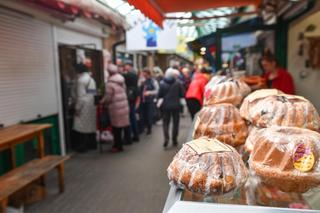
[
  {"left": 185, "top": 67, "right": 211, "bottom": 120},
  {"left": 261, "top": 54, "right": 295, "bottom": 94}
]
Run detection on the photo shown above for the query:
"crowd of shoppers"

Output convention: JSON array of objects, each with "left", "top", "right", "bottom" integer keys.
[
  {"left": 72, "top": 58, "right": 214, "bottom": 153},
  {"left": 72, "top": 49, "right": 295, "bottom": 153}
]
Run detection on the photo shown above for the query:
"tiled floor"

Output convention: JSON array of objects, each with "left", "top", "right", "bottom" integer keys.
[{"left": 26, "top": 116, "right": 191, "bottom": 213}]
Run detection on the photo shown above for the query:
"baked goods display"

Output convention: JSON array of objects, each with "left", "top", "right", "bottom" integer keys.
[
  {"left": 249, "top": 126, "right": 320, "bottom": 193},
  {"left": 168, "top": 75, "right": 320, "bottom": 202},
  {"left": 167, "top": 138, "right": 249, "bottom": 195},
  {"left": 204, "top": 76, "right": 251, "bottom": 106},
  {"left": 193, "top": 104, "right": 248, "bottom": 147},
  {"left": 240, "top": 91, "right": 320, "bottom": 131}
]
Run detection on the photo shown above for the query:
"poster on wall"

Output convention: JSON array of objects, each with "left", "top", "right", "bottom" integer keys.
[{"left": 126, "top": 15, "right": 177, "bottom": 51}]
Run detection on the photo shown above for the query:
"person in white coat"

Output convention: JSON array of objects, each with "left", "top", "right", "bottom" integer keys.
[{"left": 72, "top": 63, "right": 97, "bottom": 152}]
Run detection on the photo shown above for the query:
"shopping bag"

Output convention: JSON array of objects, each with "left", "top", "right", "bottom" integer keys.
[{"left": 96, "top": 129, "right": 113, "bottom": 142}]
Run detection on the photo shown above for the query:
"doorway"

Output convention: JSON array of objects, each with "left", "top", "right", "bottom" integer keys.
[{"left": 58, "top": 45, "right": 103, "bottom": 152}]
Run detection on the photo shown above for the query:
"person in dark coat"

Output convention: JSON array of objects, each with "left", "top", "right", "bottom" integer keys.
[
  {"left": 122, "top": 60, "right": 140, "bottom": 142},
  {"left": 139, "top": 68, "right": 158, "bottom": 135},
  {"left": 158, "top": 73, "right": 184, "bottom": 147}
]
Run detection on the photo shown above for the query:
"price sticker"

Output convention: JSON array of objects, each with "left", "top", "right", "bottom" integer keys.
[{"left": 293, "top": 143, "right": 315, "bottom": 172}]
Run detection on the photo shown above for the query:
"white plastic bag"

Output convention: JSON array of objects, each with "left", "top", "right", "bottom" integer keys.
[{"left": 96, "top": 130, "right": 113, "bottom": 142}]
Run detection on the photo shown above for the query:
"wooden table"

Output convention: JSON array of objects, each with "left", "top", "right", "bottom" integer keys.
[{"left": 0, "top": 124, "right": 52, "bottom": 169}]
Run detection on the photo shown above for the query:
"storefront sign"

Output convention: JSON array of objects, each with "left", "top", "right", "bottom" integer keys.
[{"left": 126, "top": 16, "right": 177, "bottom": 51}]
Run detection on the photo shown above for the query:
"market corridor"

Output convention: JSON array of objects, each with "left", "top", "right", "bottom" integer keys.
[{"left": 26, "top": 117, "right": 190, "bottom": 213}]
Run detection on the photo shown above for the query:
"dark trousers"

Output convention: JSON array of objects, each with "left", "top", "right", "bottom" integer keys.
[
  {"left": 141, "top": 102, "right": 154, "bottom": 132},
  {"left": 186, "top": 98, "right": 202, "bottom": 120},
  {"left": 112, "top": 125, "right": 131, "bottom": 150},
  {"left": 129, "top": 104, "right": 139, "bottom": 138},
  {"left": 162, "top": 109, "right": 180, "bottom": 142},
  {"left": 72, "top": 131, "right": 97, "bottom": 152}
]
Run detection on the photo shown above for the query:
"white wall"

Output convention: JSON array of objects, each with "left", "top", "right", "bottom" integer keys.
[
  {"left": 288, "top": 4, "right": 320, "bottom": 110},
  {"left": 56, "top": 26, "right": 103, "bottom": 49}
]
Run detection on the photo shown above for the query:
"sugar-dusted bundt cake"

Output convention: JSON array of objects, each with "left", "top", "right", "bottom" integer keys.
[
  {"left": 167, "top": 138, "right": 249, "bottom": 195},
  {"left": 240, "top": 89, "right": 283, "bottom": 117},
  {"left": 240, "top": 92, "right": 320, "bottom": 131},
  {"left": 193, "top": 104, "right": 248, "bottom": 147},
  {"left": 204, "top": 76, "right": 251, "bottom": 106},
  {"left": 249, "top": 127, "right": 320, "bottom": 192}
]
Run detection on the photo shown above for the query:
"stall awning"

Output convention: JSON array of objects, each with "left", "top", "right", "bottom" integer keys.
[
  {"left": 23, "top": 0, "right": 128, "bottom": 29},
  {"left": 127, "top": 0, "right": 261, "bottom": 27}
]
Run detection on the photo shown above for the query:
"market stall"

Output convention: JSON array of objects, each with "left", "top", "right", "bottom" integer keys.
[{"left": 164, "top": 75, "right": 320, "bottom": 213}]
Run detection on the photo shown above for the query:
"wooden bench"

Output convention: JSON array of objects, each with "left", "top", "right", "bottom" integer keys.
[
  {"left": 0, "top": 124, "right": 52, "bottom": 168},
  {"left": 0, "top": 155, "right": 69, "bottom": 212}
]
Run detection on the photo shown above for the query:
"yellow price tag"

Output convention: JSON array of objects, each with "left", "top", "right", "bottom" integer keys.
[{"left": 293, "top": 153, "right": 315, "bottom": 172}]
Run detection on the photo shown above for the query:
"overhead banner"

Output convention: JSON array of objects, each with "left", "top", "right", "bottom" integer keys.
[{"left": 126, "top": 15, "right": 177, "bottom": 51}]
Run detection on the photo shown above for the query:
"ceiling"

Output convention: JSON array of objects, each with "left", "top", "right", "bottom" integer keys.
[
  {"left": 149, "top": 0, "right": 261, "bottom": 13},
  {"left": 101, "top": 0, "right": 309, "bottom": 41},
  {"left": 102, "top": 0, "right": 252, "bottom": 41}
]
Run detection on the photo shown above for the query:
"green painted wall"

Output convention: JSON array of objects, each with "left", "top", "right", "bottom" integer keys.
[{"left": 0, "top": 114, "right": 61, "bottom": 174}]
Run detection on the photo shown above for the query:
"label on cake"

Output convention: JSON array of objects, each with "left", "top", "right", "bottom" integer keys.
[
  {"left": 246, "top": 89, "right": 283, "bottom": 102},
  {"left": 186, "top": 138, "right": 233, "bottom": 155},
  {"left": 293, "top": 143, "right": 315, "bottom": 172}
]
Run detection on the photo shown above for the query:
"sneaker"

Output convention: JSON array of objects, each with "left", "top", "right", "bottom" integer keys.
[
  {"left": 146, "top": 129, "right": 152, "bottom": 135},
  {"left": 163, "top": 141, "right": 168, "bottom": 148}
]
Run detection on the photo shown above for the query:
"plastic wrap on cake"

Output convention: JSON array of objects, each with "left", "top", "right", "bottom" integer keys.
[
  {"left": 193, "top": 104, "right": 248, "bottom": 147},
  {"left": 240, "top": 91, "right": 320, "bottom": 131},
  {"left": 249, "top": 126, "right": 320, "bottom": 193},
  {"left": 244, "top": 126, "right": 261, "bottom": 153},
  {"left": 204, "top": 76, "right": 251, "bottom": 106},
  {"left": 167, "top": 137, "right": 249, "bottom": 195}
]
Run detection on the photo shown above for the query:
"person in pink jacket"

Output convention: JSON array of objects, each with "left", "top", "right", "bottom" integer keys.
[{"left": 101, "top": 64, "right": 131, "bottom": 152}]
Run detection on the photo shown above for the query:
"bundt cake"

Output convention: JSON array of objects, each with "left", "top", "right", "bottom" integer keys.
[
  {"left": 244, "top": 126, "right": 260, "bottom": 153},
  {"left": 249, "top": 127, "right": 320, "bottom": 192},
  {"left": 193, "top": 104, "right": 248, "bottom": 147},
  {"left": 204, "top": 76, "right": 251, "bottom": 106},
  {"left": 167, "top": 137, "right": 249, "bottom": 195},
  {"left": 240, "top": 92, "right": 320, "bottom": 131}
]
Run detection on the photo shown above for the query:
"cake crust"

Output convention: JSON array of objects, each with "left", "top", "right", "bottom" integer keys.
[
  {"left": 249, "top": 126, "right": 320, "bottom": 192},
  {"left": 193, "top": 104, "right": 248, "bottom": 147},
  {"left": 167, "top": 138, "right": 249, "bottom": 195},
  {"left": 204, "top": 76, "right": 251, "bottom": 106}
]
